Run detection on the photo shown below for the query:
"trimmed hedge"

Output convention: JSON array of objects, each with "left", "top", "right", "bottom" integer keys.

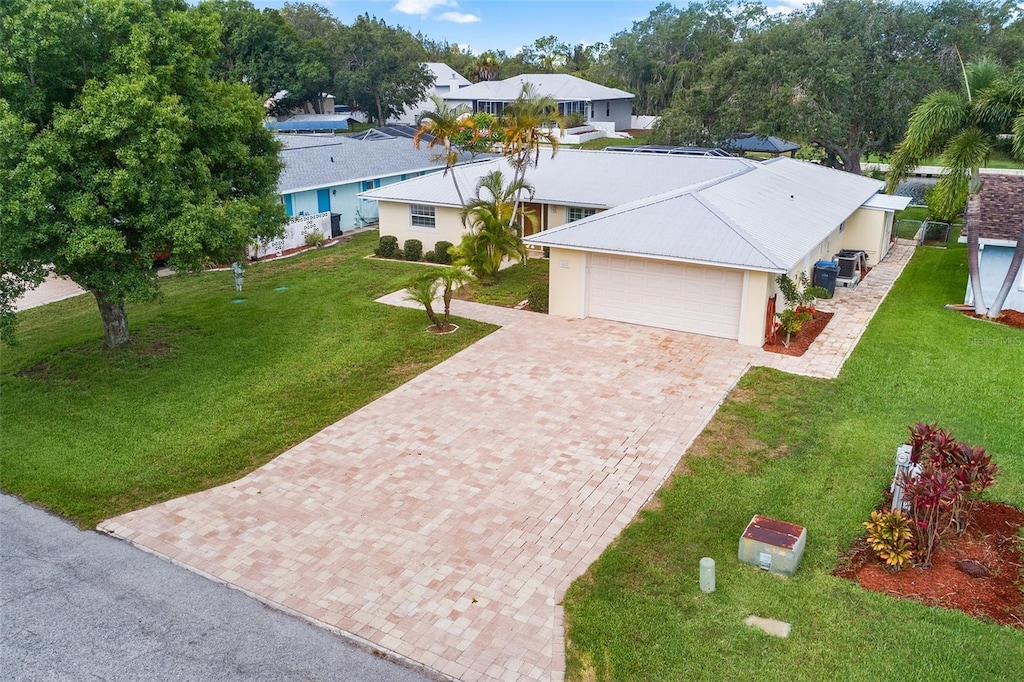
[
  {"left": 403, "top": 239, "right": 423, "bottom": 262},
  {"left": 528, "top": 282, "right": 549, "bottom": 313},
  {"left": 433, "top": 241, "right": 453, "bottom": 264},
  {"left": 375, "top": 235, "right": 400, "bottom": 258}
]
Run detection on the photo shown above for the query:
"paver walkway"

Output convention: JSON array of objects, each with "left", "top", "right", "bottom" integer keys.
[{"left": 100, "top": 241, "right": 915, "bottom": 681}]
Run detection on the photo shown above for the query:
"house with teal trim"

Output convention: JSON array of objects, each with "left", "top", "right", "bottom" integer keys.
[{"left": 276, "top": 129, "right": 454, "bottom": 233}]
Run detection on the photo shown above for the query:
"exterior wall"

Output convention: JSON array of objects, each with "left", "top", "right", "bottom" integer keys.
[
  {"left": 547, "top": 248, "right": 586, "bottom": 318},
  {"left": 378, "top": 201, "right": 466, "bottom": 254},
  {"left": 840, "top": 208, "right": 892, "bottom": 265},
  {"left": 588, "top": 98, "right": 632, "bottom": 131},
  {"left": 283, "top": 170, "right": 443, "bottom": 230},
  {"left": 966, "top": 244, "right": 1024, "bottom": 313},
  {"left": 738, "top": 270, "right": 771, "bottom": 347}
]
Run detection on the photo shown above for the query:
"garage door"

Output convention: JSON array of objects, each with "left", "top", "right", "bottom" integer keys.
[{"left": 587, "top": 254, "right": 744, "bottom": 339}]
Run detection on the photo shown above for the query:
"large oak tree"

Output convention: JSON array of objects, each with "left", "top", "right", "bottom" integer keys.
[{"left": 1, "top": 0, "right": 285, "bottom": 348}]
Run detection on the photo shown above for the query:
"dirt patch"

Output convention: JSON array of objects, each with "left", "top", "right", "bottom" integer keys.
[
  {"left": 835, "top": 501, "right": 1024, "bottom": 629},
  {"left": 16, "top": 361, "right": 53, "bottom": 380},
  {"left": 763, "top": 311, "right": 834, "bottom": 357},
  {"left": 135, "top": 341, "right": 171, "bottom": 357}
]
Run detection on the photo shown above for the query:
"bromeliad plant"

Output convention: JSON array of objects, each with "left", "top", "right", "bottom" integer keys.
[
  {"left": 862, "top": 510, "right": 915, "bottom": 571},
  {"left": 774, "top": 272, "right": 831, "bottom": 347}
]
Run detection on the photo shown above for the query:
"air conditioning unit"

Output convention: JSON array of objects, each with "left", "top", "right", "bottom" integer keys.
[{"left": 834, "top": 249, "right": 867, "bottom": 288}]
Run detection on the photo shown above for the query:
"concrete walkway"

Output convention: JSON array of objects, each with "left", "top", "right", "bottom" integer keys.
[
  {"left": 14, "top": 273, "right": 87, "bottom": 311},
  {"left": 99, "top": 242, "right": 915, "bottom": 681},
  {"left": 0, "top": 495, "right": 430, "bottom": 682}
]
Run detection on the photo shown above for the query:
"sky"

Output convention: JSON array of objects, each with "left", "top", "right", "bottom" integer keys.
[{"left": 249, "top": 0, "right": 809, "bottom": 55}]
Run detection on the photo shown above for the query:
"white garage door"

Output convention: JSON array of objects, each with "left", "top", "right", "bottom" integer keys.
[{"left": 587, "top": 254, "right": 744, "bottom": 339}]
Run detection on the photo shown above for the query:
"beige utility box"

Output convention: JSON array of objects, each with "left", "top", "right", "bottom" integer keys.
[{"left": 738, "top": 515, "right": 807, "bottom": 577}]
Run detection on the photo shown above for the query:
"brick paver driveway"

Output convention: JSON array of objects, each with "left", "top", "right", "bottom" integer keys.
[{"left": 100, "top": 243, "right": 914, "bottom": 681}]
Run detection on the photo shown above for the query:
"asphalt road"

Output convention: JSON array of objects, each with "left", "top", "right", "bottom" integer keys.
[{"left": 0, "top": 494, "right": 432, "bottom": 681}]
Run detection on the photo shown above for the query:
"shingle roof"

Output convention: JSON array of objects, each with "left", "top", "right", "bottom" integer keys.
[
  {"left": 275, "top": 133, "right": 448, "bottom": 194},
  {"left": 444, "top": 74, "right": 633, "bottom": 102},
  {"left": 965, "top": 174, "right": 1024, "bottom": 243},
  {"left": 525, "top": 157, "right": 884, "bottom": 272},
  {"left": 360, "top": 149, "right": 753, "bottom": 209}
]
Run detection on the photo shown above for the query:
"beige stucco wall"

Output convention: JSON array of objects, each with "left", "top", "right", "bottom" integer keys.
[
  {"left": 547, "top": 248, "right": 586, "bottom": 318},
  {"left": 840, "top": 208, "right": 891, "bottom": 265},
  {"left": 378, "top": 201, "right": 466, "bottom": 254},
  {"left": 738, "top": 270, "right": 771, "bottom": 347}
]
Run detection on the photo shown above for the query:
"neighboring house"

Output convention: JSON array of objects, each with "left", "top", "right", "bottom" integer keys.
[
  {"left": 275, "top": 131, "right": 452, "bottom": 231},
  {"left": 361, "top": 150, "right": 910, "bottom": 346},
  {"left": 266, "top": 114, "right": 350, "bottom": 133},
  {"left": 962, "top": 174, "right": 1024, "bottom": 313},
  {"left": 443, "top": 74, "right": 634, "bottom": 132},
  {"left": 393, "top": 63, "right": 473, "bottom": 125},
  {"left": 722, "top": 134, "right": 801, "bottom": 158}
]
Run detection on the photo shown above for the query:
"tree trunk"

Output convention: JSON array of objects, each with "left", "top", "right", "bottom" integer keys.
[
  {"left": 966, "top": 220, "right": 988, "bottom": 315},
  {"left": 93, "top": 290, "right": 131, "bottom": 348},
  {"left": 374, "top": 93, "right": 384, "bottom": 125},
  {"left": 986, "top": 226, "right": 1024, "bottom": 319}
]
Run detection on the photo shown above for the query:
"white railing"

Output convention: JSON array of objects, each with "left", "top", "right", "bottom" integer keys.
[{"left": 249, "top": 211, "right": 331, "bottom": 259}]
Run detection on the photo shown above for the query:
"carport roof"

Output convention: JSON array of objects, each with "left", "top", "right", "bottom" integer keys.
[{"left": 526, "top": 157, "right": 885, "bottom": 272}]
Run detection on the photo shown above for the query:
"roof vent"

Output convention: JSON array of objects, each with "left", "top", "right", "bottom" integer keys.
[{"left": 330, "top": 156, "right": 334, "bottom": 163}]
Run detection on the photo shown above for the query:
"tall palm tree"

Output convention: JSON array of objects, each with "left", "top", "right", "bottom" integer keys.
[
  {"left": 413, "top": 95, "right": 472, "bottom": 205},
  {"left": 499, "top": 84, "right": 562, "bottom": 220},
  {"left": 886, "top": 58, "right": 1024, "bottom": 317}
]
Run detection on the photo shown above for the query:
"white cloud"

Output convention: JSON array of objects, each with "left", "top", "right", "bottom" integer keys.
[
  {"left": 393, "top": 0, "right": 455, "bottom": 17},
  {"left": 438, "top": 11, "right": 480, "bottom": 24}
]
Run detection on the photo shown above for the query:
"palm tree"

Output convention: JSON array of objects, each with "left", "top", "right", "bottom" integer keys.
[
  {"left": 403, "top": 275, "right": 444, "bottom": 330},
  {"left": 499, "top": 84, "right": 562, "bottom": 220},
  {"left": 453, "top": 170, "right": 534, "bottom": 282},
  {"left": 886, "top": 57, "right": 1024, "bottom": 317},
  {"left": 414, "top": 95, "right": 473, "bottom": 205}
]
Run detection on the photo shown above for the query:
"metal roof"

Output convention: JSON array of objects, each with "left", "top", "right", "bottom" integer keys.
[
  {"left": 862, "top": 193, "right": 912, "bottom": 211},
  {"left": 526, "top": 157, "right": 885, "bottom": 272},
  {"left": 275, "top": 133, "right": 449, "bottom": 194},
  {"left": 266, "top": 114, "right": 350, "bottom": 132},
  {"left": 443, "top": 74, "right": 634, "bottom": 103},
  {"left": 425, "top": 62, "right": 471, "bottom": 88},
  {"left": 360, "top": 149, "right": 754, "bottom": 208},
  {"left": 605, "top": 145, "right": 734, "bottom": 157}
]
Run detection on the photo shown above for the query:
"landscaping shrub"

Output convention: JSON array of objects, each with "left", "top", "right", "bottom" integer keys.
[
  {"left": 432, "top": 241, "right": 453, "bottom": 265},
  {"left": 304, "top": 231, "right": 325, "bottom": 248},
  {"left": 423, "top": 250, "right": 436, "bottom": 263},
  {"left": 564, "top": 112, "right": 586, "bottom": 128},
  {"left": 542, "top": 246, "right": 550, "bottom": 259},
  {"left": 862, "top": 510, "right": 914, "bottom": 571},
  {"left": 527, "top": 281, "right": 549, "bottom": 313},
  {"left": 375, "top": 235, "right": 399, "bottom": 258},
  {"left": 403, "top": 239, "right": 423, "bottom": 262}
]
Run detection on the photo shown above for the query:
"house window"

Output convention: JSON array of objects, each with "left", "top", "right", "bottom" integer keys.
[
  {"left": 567, "top": 207, "right": 596, "bottom": 223},
  {"left": 410, "top": 204, "right": 436, "bottom": 228},
  {"left": 478, "top": 100, "right": 505, "bottom": 116},
  {"left": 606, "top": 102, "right": 610, "bottom": 117},
  {"left": 361, "top": 179, "right": 381, "bottom": 191}
]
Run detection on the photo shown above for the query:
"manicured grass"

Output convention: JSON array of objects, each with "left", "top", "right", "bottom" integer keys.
[
  {"left": 575, "top": 137, "right": 647, "bottom": 151},
  {"left": 0, "top": 232, "right": 496, "bottom": 527},
  {"left": 456, "top": 257, "right": 549, "bottom": 307},
  {"left": 864, "top": 151, "right": 1024, "bottom": 169},
  {"left": 893, "top": 206, "right": 962, "bottom": 241},
  {"left": 563, "top": 240, "right": 1024, "bottom": 679}
]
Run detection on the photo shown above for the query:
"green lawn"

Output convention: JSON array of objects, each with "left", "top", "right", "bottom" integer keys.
[
  {"left": 563, "top": 241, "right": 1024, "bottom": 679},
  {"left": 893, "top": 206, "right": 963, "bottom": 241},
  {"left": 456, "top": 257, "right": 549, "bottom": 308},
  {"left": 864, "top": 150, "right": 1024, "bottom": 169},
  {"left": 0, "top": 232, "right": 496, "bottom": 527},
  {"left": 575, "top": 136, "right": 648, "bottom": 151}
]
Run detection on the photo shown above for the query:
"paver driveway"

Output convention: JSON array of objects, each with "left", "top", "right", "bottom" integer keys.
[{"left": 100, "top": 242, "right": 914, "bottom": 681}]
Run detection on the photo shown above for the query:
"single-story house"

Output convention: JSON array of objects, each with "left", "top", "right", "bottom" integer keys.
[
  {"left": 961, "top": 174, "right": 1024, "bottom": 313},
  {"left": 442, "top": 74, "right": 634, "bottom": 132},
  {"left": 266, "top": 114, "right": 350, "bottom": 133},
  {"left": 361, "top": 150, "right": 910, "bottom": 346},
  {"left": 392, "top": 63, "right": 473, "bottom": 125},
  {"left": 276, "top": 131, "right": 454, "bottom": 231}
]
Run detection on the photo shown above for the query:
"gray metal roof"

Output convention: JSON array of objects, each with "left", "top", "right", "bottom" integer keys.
[
  {"left": 275, "top": 133, "right": 449, "bottom": 194},
  {"left": 443, "top": 74, "right": 633, "bottom": 102},
  {"left": 722, "top": 134, "right": 800, "bottom": 154},
  {"left": 425, "top": 62, "right": 471, "bottom": 88},
  {"left": 526, "top": 157, "right": 885, "bottom": 272},
  {"left": 360, "top": 149, "right": 754, "bottom": 208}
]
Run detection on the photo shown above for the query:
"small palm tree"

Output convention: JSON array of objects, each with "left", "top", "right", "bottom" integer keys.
[
  {"left": 414, "top": 96, "right": 473, "bottom": 205},
  {"left": 403, "top": 274, "right": 444, "bottom": 330},
  {"left": 403, "top": 268, "right": 473, "bottom": 332},
  {"left": 886, "top": 57, "right": 1024, "bottom": 317}
]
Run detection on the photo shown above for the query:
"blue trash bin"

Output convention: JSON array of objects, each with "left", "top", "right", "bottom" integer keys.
[{"left": 813, "top": 260, "right": 839, "bottom": 296}]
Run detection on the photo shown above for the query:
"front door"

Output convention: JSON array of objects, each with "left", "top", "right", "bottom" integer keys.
[
  {"left": 317, "top": 188, "right": 331, "bottom": 214},
  {"left": 520, "top": 202, "right": 545, "bottom": 237}
]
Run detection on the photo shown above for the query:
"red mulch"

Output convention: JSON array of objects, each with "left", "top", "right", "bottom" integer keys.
[
  {"left": 835, "top": 501, "right": 1024, "bottom": 629},
  {"left": 961, "top": 309, "right": 1024, "bottom": 330},
  {"left": 762, "top": 311, "right": 834, "bottom": 357}
]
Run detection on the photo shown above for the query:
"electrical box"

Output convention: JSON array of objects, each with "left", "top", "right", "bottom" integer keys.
[{"left": 738, "top": 515, "right": 807, "bottom": 577}]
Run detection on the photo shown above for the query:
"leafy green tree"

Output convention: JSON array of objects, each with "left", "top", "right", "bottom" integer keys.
[
  {"left": 280, "top": 1, "right": 348, "bottom": 107},
  {"left": 204, "top": 0, "right": 328, "bottom": 112},
  {"left": 334, "top": 14, "right": 432, "bottom": 123},
  {"left": 519, "top": 35, "right": 570, "bottom": 73},
  {"left": 0, "top": 0, "right": 285, "bottom": 348},
  {"left": 887, "top": 58, "right": 1024, "bottom": 317}
]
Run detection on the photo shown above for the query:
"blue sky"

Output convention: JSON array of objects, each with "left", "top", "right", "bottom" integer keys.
[{"left": 250, "top": 1, "right": 808, "bottom": 55}]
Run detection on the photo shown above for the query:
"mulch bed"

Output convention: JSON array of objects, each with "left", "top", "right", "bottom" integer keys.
[
  {"left": 762, "top": 310, "right": 834, "bottom": 357},
  {"left": 964, "top": 309, "right": 1024, "bottom": 330},
  {"left": 834, "top": 501, "right": 1024, "bottom": 629}
]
